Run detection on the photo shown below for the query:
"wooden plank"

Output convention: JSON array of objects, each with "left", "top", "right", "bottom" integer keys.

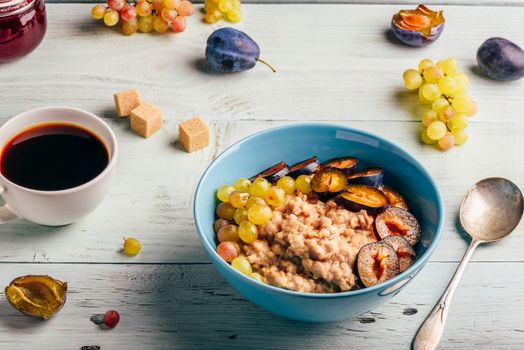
[
  {"left": 0, "top": 262, "right": 522, "bottom": 349},
  {"left": 0, "top": 118, "right": 523, "bottom": 264}
]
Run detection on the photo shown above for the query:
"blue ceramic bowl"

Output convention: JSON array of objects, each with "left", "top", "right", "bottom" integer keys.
[{"left": 194, "top": 123, "right": 443, "bottom": 322}]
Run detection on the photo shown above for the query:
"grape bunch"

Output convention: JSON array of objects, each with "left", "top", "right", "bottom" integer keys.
[
  {"left": 402, "top": 58, "right": 477, "bottom": 150},
  {"left": 91, "top": 0, "right": 195, "bottom": 35},
  {"left": 203, "top": 0, "right": 242, "bottom": 24}
]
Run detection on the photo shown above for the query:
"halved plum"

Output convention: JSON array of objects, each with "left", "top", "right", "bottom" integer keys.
[
  {"left": 381, "top": 236, "right": 416, "bottom": 272},
  {"left": 323, "top": 157, "right": 358, "bottom": 175},
  {"left": 357, "top": 241, "right": 400, "bottom": 288},
  {"left": 380, "top": 185, "right": 409, "bottom": 210},
  {"left": 249, "top": 161, "right": 290, "bottom": 183},
  {"left": 310, "top": 168, "right": 348, "bottom": 199},
  {"left": 287, "top": 156, "right": 321, "bottom": 178},
  {"left": 346, "top": 168, "right": 384, "bottom": 188},
  {"left": 375, "top": 207, "right": 420, "bottom": 246},
  {"left": 391, "top": 5, "right": 445, "bottom": 47},
  {"left": 338, "top": 184, "right": 389, "bottom": 216}
]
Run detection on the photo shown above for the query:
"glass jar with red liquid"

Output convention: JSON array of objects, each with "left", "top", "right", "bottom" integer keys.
[{"left": 0, "top": 0, "right": 46, "bottom": 63}]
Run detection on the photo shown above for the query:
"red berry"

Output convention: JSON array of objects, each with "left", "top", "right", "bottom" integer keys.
[{"left": 103, "top": 310, "right": 120, "bottom": 328}]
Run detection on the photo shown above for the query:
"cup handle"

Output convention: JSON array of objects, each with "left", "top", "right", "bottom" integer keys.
[{"left": 0, "top": 185, "right": 17, "bottom": 224}]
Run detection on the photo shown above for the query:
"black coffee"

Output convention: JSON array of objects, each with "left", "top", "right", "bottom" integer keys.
[{"left": 0, "top": 122, "right": 109, "bottom": 191}]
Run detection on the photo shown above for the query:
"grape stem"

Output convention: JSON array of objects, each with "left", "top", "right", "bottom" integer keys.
[{"left": 256, "top": 58, "right": 276, "bottom": 73}]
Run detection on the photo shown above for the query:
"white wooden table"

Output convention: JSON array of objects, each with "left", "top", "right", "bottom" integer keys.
[{"left": 1, "top": 3, "right": 524, "bottom": 349}]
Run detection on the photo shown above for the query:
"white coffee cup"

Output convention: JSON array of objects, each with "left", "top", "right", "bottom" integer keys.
[{"left": 0, "top": 107, "right": 118, "bottom": 226}]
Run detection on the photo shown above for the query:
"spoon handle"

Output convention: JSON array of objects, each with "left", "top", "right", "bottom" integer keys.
[{"left": 413, "top": 239, "right": 480, "bottom": 350}]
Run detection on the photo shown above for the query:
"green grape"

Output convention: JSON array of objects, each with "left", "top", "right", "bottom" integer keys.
[
  {"left": 137, "top": 14, "right": 154, "bottom": 32},
  {"left": 217, "top": 185, "right": 235, "bottom": 202},
  {"left": 465, "top": 100, "right": 477, "bottom": 117},
  {"left": 246, "top": 196, "right": 266, "bottom": 209},
  {"left": 437, "top": 58, "right": 458, "bottom": 76},
  {"left": 249, "top": 178, "right": 271, "bottom": 197},
  {"left": 233, "top": 208, "right": 248, "bottom": 225},
  {"left": 217, "top": 242, "right": 239, "bottom": 262},
  {"left": 123, "top": 237, "right": 141, "bottom": 255},
  {"left": 403, "top": 69, "right": 422, "bottom": 90},
  {"left": 437, "top": 76, "right": 457, "bottom": 95},
  {"left": 91, "top": 4, "right": 106, "bottom": 19},
  {"left": 420, "top": 129, "right": 436, "bottom": 145},
  {"left": 438, "top": 106, "right": 455, "bottom": 122},
  {"left": 427, "top": 121, "right": 447, "bottom": 140},
  {"left": 432, "top": 97, "right": 449, "bottom": 112},
  {"left": 229, "top": 191, "right": 249, "bottom": 208},
  {"left": 277, "top": 176, "right": 296, "bottom": 194},
  {"left": 422, "top": 66, "right": 443, "bottom": 83},
  {"left": 247, "top": 204, "right": 272, "bottom": 225},
  {"left": 295, "top": 175, "right": 312, "bottom": 194},
  {"left": 451, "top": 95, "right": 474, "bottom": 114},
  {"left": 233, "top": 178, "right": 251, "bottom": 192},
  {"left": 238, "top": 221, "right": 258, "bottom": 244},
  {"left": 438, "top": 132, "right": 455, "bottom": 151},
  {"left": 213, "top": 218, "right": 230, "bottom": 233},
  {"left": 452, "top": 72, "right": 469, "bottom": 93},
  {"left": 103, "top": 9, "right": 119, "bottom": 26},
  {"left": 447, "top": 114, "right": 468, "bottom": 132},
  {"left": 418, "top": 58, "right": 434, "bottom": 73},
  {"left": 250, "top": 272, "right": 265, "bottom": 283},
  {"left": 453, "top": 129, "right": 468, "bottom": 145},
  {"left": 218, "top": 0, "right": 232, "bottom": 12},
  {"left": 264, "top": 186, "right": 286, "bottom": 207},
  {"left": 421, "top": 83, "right": 441, "bottom": 101},
  {"left": 216, "top": 202, "right": 235, "bottom": 220},
  {"left": 225, "top": 9, "right": 242, "bottom": 23},
  {"left": 231, "top": 256, "right": 252, "bottom": 275},
  {"left": 418, "top": 84, "right": 431, "bottom": 104},
  {"left": 422, "top": 110, "right": 438, "bottom": 127},
  {"left": 217, "top": 224, "right": 239, "bottom": 242}
]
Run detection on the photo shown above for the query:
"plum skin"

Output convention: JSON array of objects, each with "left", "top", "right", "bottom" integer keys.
[
  {"left": 205, "top": 28, "right": 260, "bottom": 73},
  {"left": 391, "top": 21, "right": 444, "bottom": 47},
  {"left": 477, "top": 37, "right": 524, "bottom": 81}
]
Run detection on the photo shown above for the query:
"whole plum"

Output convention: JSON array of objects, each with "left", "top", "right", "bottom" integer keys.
[
  {"left": 205, "top": 28, "right": 275, "bottom": 73},
  {"left": 476, "top": 37, "right": 524, "bottom": 81}
]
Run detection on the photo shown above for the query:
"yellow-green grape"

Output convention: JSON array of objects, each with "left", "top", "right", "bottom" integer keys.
[
  {"left": 233, "top": 208, "right": 248, "bottom": 225},
  {"left": 246, "top": 196, "right": 266, "bottom": 209},
  {"left": 152, "top": 15, "right": 168, "bottom": 33},
  {"left": 277, "top": 176, "right": 296, "bottom": 194},
  {"left": 233, "top": 178, "right": 251, "bottom": 192},
  {"left": 465, "top": 100, "right": 477, "bottom": 117},
  {"left": 225, "top": 9, "right": 242, "bottom": 23},
  {"left": 452, "top": 72, "right": 469, "bottom": 93},
  {"left": 250, "top": 272, "right": 265, "bottom": 283},
  {"left": 216, "top": 202, "right": 235, "bottom": 220},
  {"left": 123, "top": 237, "right": 141, "bottom": 255},
  {"left": 420, "top": 129, "right": 437, "bottom": 145},
  {"left": 422, "top": 66, "right": 444, "bottom": 83},
  {"left": 451, "top": 95, "right": 474, "bottom": 114},
  {"left": 231, "top": 0, "right": 241, "bottom": 8},
  {"left": 91, "top": 4, "right": 106, "bottom": 19},
  {"left": 137, "top": 14, "right": 154, "bottom": 32},
  {"left": 247, "top": 204, "right": 272, "bottom": 225},
  {"left": 447, "top": 114, "right": 468, "bottom": 132},
  {"left": 418, "top": 58, "right": 434, "bottom": 73},
  {"left": 217, "top": 224, "right": 239, "bottom": 242},
  {"left": 204, "top": 10, "right": 222, "bottom": 23},
  {"left": 295, "top": 175, "right": 312, "bottom": 194},
  {"left": 453, "top": 129, "right": 469, "bottom": 145},
  {"left": 217, "top": 185, "right": 235, "bottom": 202},
  {"left": 229, "top": 191, "right": 249, "bottom": 209},
  {"left": 403, "top": 69, "right": 422, "bottom": 90},
  {"left": 218, "top": 0, "right": 233, "bottom": 12},
  {"left": 437, "top": 58, "right": 458, "bottom": 76},
  {"left": 438, "top": 106, "right": 456, "bottom": 122},
  {"left": 438, "top": 132, "right": 455, "bottom": 151},
  {"left": 437, "top": 76, "right": 457, "bottom": 95},
  {"left": 422, "top": 110, "right": 438, "bottom": 127},
  {"left": 264, "top": 186, "right": 286, "bottom": 207},
  {"left": 249, "top": 178, "right": 271, "bottom": 198},
  {"left": 418, "top": 84, "right": 431, "bottom": 104},
  {"left": 238, "top": 221, "right": 258, "bottom": 244},
  {"left": 421, "top": 83, "right": 441, "bottom": 102},
  {"left": 427, "top": 121, "right": 447, "bottom": 140},
  {"left": 103, "top": 9, "right": 119, "bottom": 26},
  {"left": 231, "top": 256, "right": 252, "bottom": 275},
  {"left": 432, "top": 97, "right": 449, "bottom": 112}
]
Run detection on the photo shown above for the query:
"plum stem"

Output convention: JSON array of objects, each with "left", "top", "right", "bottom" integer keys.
[{"left": 256, "top": 58, "right": 276, "bottom": 73}]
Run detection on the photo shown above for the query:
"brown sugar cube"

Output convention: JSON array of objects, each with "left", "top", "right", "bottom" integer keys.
[
  {"left": 114, "top": 89, "right": 142, "bottom": 117},
  {"left": 130, "top": 102, "right": 163, "bottom": 138},
  {"left": 178, "top": 117, "right": 210, "bottom": 153}
]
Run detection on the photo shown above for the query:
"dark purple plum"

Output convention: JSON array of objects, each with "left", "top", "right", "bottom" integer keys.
[
  {"left": 391, "top": 5, "right": 445, "bottom": 47},
  {"left": 357, "top": 241, "right": 400, "bottom": 288},
  {"left": 288, "top": 156, "right": 320, "bottom": 178},
  {"left": 346, "top": 168, "right": 384, "bottom": 188},
  {"left": 381, "top": 236, "right": 415, "bottom": 273},
  {"left": 323, "top": 157, "right": 358, "bottom": 175},
  {"left": 375, "top": 207, "right": 420, "bottom": 246},
  {"left": 338, "top": 185, "right": 389, "bottom": 216},
  {"left": 250, "top": 161, "right": 289, "bottom": 183},
  {"left": 205, "top": 28, "right": 275, "bottom": 73},
  {"left": 476, "top": 37, "right": 524, "bottom": 81}
]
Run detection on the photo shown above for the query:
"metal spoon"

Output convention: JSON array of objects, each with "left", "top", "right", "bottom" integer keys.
[{"left": 413, "top": 177, "right": 523, "bottom": 350}]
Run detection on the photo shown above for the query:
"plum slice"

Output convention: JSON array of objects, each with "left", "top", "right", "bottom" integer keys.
[
  {"left": 381, "top": 236, "right": 416, "bottom": 273},
  {"left": 346, "top": 168, "right": 384, "bottom": 188},
  {"left": 380, "top": 185, "right": 409, "bottom": 210},
  {"left": 249, "top": 161, "right": 290, "bottom": 183},
  {"left": 375, "top": 207, "right": 420, "bottom": 246},
  {"left": 357, "top": 241, "right": 400, "bottom": 288},
  {"left": 310, "top": 168, "right": 347, "bottom": 200},
  {"left": 323, "top": 157, "right": 358, "bottom": 175},
  {"left": 338, "top": 184, "right": 389, "bottom": 216},
  {"left": 287, "top": 156, "right": 320, "bottom": 178}
]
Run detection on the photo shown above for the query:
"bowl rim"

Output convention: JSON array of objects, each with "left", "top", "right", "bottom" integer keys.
[{"left": 194, "top": 122, "right": 444, "bottom": 299}]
